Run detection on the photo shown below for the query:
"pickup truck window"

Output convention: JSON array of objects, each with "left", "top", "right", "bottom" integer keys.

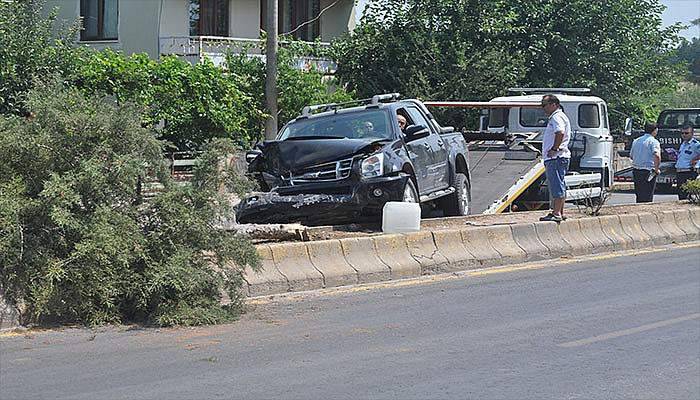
[
  {"left": 520, "top": 108, "right": 548, "bottom": 127},
  {"left": 658, "top": 111, "right": 700, "bottom": 128},
  {"left": 405, "top": 106, "right": 433, "bottom": 132},
  {"left": 279, "top": 110, "right": 393, "bottom": 140},
  {"left": 578, "top": 104, "right": 600, "bottom": 128}
]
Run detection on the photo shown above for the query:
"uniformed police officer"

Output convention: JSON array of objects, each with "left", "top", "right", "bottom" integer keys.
[
  {"left": 675, "top": 122, "right": 700, "bottom": 200},
  {"left": 630, "top": 122, "right": 661, "bottom": 203}
]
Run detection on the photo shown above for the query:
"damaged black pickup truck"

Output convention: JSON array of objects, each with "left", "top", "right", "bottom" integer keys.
[{"left": 237, "top": 94, "right": 471, "bottom": 225}]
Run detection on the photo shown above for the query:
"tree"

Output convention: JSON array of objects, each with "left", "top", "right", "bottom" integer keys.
[
  {"left": 332, "top": 0, "right": 527, "bottom": 129},
  {"left": 334, "top": 0, "right": 685, "bottom": 128},
  {"left": 0, "top": 81, "right": 260, "bottom": 326},
  {"left": 0, "top": 0, "right": 81, "bottom": 116},
  {"left": 673, "top": 18, "right": 699, "bottom": 82},
  {"left": 225, "top": 41, "right": 355, "bottom": 133}
]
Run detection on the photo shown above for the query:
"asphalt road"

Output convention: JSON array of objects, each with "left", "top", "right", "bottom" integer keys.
[{"left": 2, "top": 245, "right": 700, "bottom": 400}]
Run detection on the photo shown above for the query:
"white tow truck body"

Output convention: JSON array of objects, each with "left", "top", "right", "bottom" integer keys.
[
  {"left": 487, "top": 90, "right": 614, "bottom": 187},
  {"left": 425, "top": 88, "right": 615, "bottom": 214}
]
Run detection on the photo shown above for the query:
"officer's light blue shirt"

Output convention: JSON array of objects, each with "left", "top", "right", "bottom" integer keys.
[
  {"left": 630, "top": 133, "right": 661, "bottom": 170},
  {"left": 675, "top": 137, "right": 700, "bottom": 169}
]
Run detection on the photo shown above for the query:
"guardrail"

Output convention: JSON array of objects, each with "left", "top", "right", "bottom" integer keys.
[{"left": 159, "top": 36, "right": 337, "bottom": 73}]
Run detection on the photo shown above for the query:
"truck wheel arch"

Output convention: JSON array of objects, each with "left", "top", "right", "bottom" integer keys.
[
  {"left": 454, "top": 154, "right": 470, "bottom": 186},
  {"left": 401, "top": 164, "right": 420, "bottom": 196}
]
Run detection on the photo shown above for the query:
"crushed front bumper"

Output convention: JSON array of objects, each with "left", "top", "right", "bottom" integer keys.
[{"left": 236, "top": 175, "right": 409, "bottom": 225}]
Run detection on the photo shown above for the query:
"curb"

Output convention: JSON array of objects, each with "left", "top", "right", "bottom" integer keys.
[{"left": 242, "top": 207, "right": 700, "bottom": 297}]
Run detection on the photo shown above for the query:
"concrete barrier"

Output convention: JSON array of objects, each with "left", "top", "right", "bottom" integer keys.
[
  {"left": 617, "top": 214, "right": 652, "bottom": 248},
  {"left": 578, "top": 217, "right": 616, "bottom": 252},
  {"left": 461, "top": 227, "right": 502, "bottom": 266},
  {"left": 486, "top": 225, "right": 527, "bottom": 264},
  {"left": 637, "top": 212, "right": 671, "bottom": 246},
  {"left": 557, "top": 220, "right": 595, "bottom": 256},
  {"left": 672, "top": 209, "right": 700, "bottom": 241},
  {"left": 689, "top": 208, "right": 700, "bottom": 230},
  {"left": 510, "top": 223, "right": 550, "bottom": 261},
  {"left": 269, "top": 242, "right": 324, "bottom": 291},
  {"left": 239, "top": 207, "right": 700, "bottom": 300},
  {"left": 405, "top": 231, "right": 449, "bottom": 274},
  {"left": 307, "top": 240, "right": 358, "bottom": 288},
  {"left": 654, "top": 211, "right": 685, "bottom": 242},
  {"left": 598, "top": 215, "right": 635, "bottom": 250},
  {"left": 339, "top": 237, "right": 391, "bottom": 284},
  {"left": 373, "top": 234, "right": 421, "bottom": 279},
  {"left": 534, "top": 222, "right": 574, "bottom": 258},
  {"left": 241, "top": 245, "right": 290, "bottom": 296},
  {"left": 432, "top": 229, "right": 480, "bottom": 271}
]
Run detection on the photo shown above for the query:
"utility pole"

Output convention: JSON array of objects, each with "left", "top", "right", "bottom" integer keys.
[{"left": 264, "top": 0, "right": 278, "bottom": 140}]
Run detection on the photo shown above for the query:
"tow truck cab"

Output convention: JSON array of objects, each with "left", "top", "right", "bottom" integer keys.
[{"left": 486, "top": 88, "right": 615, "bottom": 188}]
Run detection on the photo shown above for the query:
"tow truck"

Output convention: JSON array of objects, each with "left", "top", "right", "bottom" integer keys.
[{"left": 426, "top": 88, "right": 614, "bottom": 213}]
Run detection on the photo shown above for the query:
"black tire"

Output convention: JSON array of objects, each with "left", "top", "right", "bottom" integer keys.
[
  {"left": 402, "top": 178, "right": 419, "bottom": 203},
  {"left": 440, "top": 173, "right": 470, "bottom": 216}
]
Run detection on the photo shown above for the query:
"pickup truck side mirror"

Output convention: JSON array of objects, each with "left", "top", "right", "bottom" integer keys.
[
  {"left": 624, "top": 117, "right": 633, "bottom": 136},
  {"left": 404, "top": 124, "right": 430, "bottom": 142},
  {"left": 245, "top": 149, "right": 263, "bottom": 164}
]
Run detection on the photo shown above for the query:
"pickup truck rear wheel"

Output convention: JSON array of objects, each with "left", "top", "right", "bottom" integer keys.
[
  {"left": 402, "top": 179, "right": 419, "bottom": 203},
  {"left": 440, "top": 173, "right": 469, "bottom": 216}
]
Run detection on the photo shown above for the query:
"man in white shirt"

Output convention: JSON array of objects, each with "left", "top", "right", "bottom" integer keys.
[
  {"left": 630, "top": 122, "right": 661, "bottom": 203},
  {"left": 539, "top": 94, "right": 571, "bottom": 222}
]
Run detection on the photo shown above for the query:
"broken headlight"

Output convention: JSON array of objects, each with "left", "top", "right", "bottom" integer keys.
[{"left": 361, "top": 153, "right": 384, "bottom": 178}]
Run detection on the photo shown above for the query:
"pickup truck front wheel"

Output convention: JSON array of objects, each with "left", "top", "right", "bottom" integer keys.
[
  {"left": 440, "top": 173, "right": 469, "bottom": 216},
  {"left": 402, "top": 179, "right": 419, "bottom": 203}
]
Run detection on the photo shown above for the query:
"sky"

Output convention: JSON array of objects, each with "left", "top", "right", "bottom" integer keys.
[{"left": 355, "top": 0, "right": 700, "bottom": 40}]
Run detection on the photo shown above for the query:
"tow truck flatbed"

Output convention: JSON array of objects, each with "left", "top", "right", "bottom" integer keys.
[{"left": 467, "top": 141, "right": 543, "bottom": 213}]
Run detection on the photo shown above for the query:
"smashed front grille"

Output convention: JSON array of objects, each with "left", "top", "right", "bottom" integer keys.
[{"left": 290, "top": 158, "right": 353, "bottom": 185}]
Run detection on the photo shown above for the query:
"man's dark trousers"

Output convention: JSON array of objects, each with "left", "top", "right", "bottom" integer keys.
[
  {"left": 633, "top": 168, "right": 656, "bottom": 203},
  {"left": 677, "top": 170, "right": 698, "bottom": 200}
]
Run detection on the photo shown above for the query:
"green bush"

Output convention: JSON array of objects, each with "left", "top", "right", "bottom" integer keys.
[
  {"left": 75, "top": 43, "right": 354, "bottom": 150},
  {"left": 681, "top": 179, "right": 700, "bottom": 205},
  {"left": 0, "top": 81, "right": 260, "bottom": 326},
  {"left": 0, "top": 0, "right": 82, "bottom": 116},
  {"left": 76, "top": 50, "right": 263, "bottom": 151}
]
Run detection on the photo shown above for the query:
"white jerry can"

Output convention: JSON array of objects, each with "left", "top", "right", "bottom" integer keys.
[{"left": 382, "top": 201, "right": 421, "bottom": 233}]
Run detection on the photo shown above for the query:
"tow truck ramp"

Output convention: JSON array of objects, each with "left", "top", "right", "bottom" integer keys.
[{"left": 468, "top": 140, "right": 601, "bottom": 214}]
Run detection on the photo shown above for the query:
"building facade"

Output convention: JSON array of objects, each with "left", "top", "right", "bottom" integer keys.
[{"left": 45, "top": 0, "right": 356, "bottom": 60}]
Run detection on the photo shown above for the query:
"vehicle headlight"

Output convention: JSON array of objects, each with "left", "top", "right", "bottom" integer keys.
[{"left": 361, "top": 153, "right": 384, "bottom": 178}]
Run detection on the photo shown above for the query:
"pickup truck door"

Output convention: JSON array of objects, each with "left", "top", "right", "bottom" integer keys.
[
  {"left": 403, "top": 128, "right": 433, "bottom": 196},
  {"left": 406, "top": 106, "right": 449, "bottom": 192}
]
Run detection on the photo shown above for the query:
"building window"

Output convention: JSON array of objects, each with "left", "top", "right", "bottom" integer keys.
[
  {"left": 260, "top": 0, "right": 320, "bottom": 41},
  {"left": 80, "top": 0, "right": 118, "bottom": 41},
  {"left": 190, "top": 0, "right": 229, "bottom": 36}
]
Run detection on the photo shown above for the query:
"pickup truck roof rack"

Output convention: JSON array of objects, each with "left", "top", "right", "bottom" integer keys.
[
  {"left": 507, "top": 87, "right": 591, "bottom": 95},
  {"left": 300, "top": 93, "right": 401, "bottom": 117}
]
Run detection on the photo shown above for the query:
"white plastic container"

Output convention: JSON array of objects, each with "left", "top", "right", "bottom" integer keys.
[{"left": 382, "top": 201, "right": 421, "bottom": 233}]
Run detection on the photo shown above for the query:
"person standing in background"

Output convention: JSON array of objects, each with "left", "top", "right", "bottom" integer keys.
[
  {"left": 675, "top": 122, "right": 700, "bottom": 200},
  {"left": 630, "top": 122, "right": 661, "bottom": 203},
  {"left": 539, "top": 94, "right": 571, "bottom": 222}
]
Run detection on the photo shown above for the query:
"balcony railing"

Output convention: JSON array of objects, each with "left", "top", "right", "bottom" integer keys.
[{"left": 159, "top": 36, "right": 337, "bottom": 74}]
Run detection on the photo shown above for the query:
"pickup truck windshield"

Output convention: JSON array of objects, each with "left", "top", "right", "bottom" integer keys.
[
  {"left": 279, "top": 110, "right": 393, "bottom": 140},
  {"left": 658, "top": 110, "right": 700, "bottom": 128}
]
